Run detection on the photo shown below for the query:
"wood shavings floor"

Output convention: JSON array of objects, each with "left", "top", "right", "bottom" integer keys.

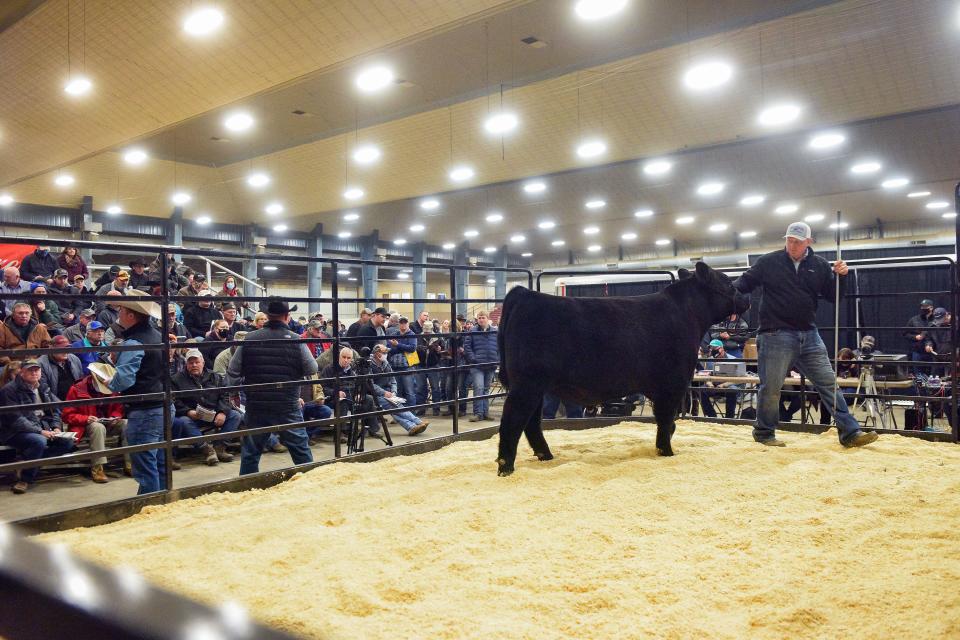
[{"left": 39, "top": 422, "right": 960, "bottom": 639}]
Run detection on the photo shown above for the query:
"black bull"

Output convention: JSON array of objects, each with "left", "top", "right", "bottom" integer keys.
[{"left": 495, "top": 262, "right": 751, "bottom": 476}]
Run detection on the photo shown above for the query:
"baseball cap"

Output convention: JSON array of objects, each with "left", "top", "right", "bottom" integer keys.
[
  {"left": 184, "top": 348, "right": 204, "bottom": 360},
  {"left": 221, "top": 302, "right": 236, "bottom": 311},
  {"left": 920, "top": 299, "right": 935, "bottom": 308},
  {"left": 79, "top": 308, "right": 96, "bottom": 317},
  {"left": 784, "top": 222, "right": 813, "bottom": 242},
  {"left": 21, "top": 358, "right": 41, "bottom": 369},
  {"left": 193, "top": 274, "right": 207, "bottom": 282},
  {"left": 372, "top": 307, "right": 389, "bottom": 316},
  {"left": 308, "top": 319, "right": 324, "bottom": 329},
  {"left": 129, "top": 258, "right": 147, "bottom": 267},
  {"left": 116, "top": 270, "right": 130, "bottom": 280},
  {"left": 87, "top": 320, "right": 104, "bottom": 331},
  {"left": 361, "top": 307, "right": 373, "bottom": 315},
  {"left": 51, "top": 335, "right": 71, "bottom": 347},
  {"left": 709, "top": 339, "right": 724, "bottom": 348},
  {"left": 197, "top": 290, "right": 214, "bottom": 297},
  {"left": 932, "top": 307, "right": 948, "bottom": 320},
  {"left": 53, "top": 268, "right": 69, "bottom": 278}
]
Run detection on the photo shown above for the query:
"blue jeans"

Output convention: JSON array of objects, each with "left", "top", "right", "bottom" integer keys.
[
  {"left": 240, "top": 407, "right": 313, "bottom": 475},
  {"left": 756, "top": 329, "right": 861, "bottom": 443},
  {"left": 375, "top": 396, "right": 423, "bottom": 432},
  {"left": 126, "top": 406, "right": 166, "bottom": 494},
  {"left": 393, "top": 369, "right": 416, "bottom": 407},
  {"left": 470, "top": 368, "right": 496, "bottom": 417},
  {"left": 443, "top": 369, "right": 468, "bottom": 412},
  {"left": 303, "top": 402, "right": 334, "bottom": 437},
  {"left": 6, "top": 432, "right": 75, "bottom": 484},
  {"left": 424, "top": 368, "right": 442, "bottom": 411},
  {"left": 173, "top": 409, "right": 241, "bottom": 449},
  {"left": 542, "top": 393, "right": 584, "bottom": 419},
  {"left": 413, "top": 368, "right": 428, "bottom": 406}
]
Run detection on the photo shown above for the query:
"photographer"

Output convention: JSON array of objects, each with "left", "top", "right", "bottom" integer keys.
[
  {"left": 369, "top": 344, "right": 428, "bottom": 435},
  {"left": 320, "top": 347, "right": 379, "bottom": 436}
]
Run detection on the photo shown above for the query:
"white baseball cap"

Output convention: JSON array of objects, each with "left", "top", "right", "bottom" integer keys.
[{"left": 784, "top": 221, "right": 813, "bottom": 242}]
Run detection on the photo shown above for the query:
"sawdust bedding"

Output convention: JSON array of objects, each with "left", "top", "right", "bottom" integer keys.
[{"left": 40, "top": 421, "right": 960, "bottom": 639}]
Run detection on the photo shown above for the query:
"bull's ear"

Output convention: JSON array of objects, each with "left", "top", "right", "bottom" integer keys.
[
  {"left": 694, "top": 261, "right": 711, "bottom": 281},
  {"left": 677, "top": 268, "right": 691, "bottom": 280}
]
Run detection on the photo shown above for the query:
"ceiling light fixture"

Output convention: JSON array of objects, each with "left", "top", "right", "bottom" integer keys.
[
  {"left": 265, "top": 202, "right": 284, "bottom": 215},
  {"left": 587, "top": 244, "right": 602, "bottom": 253},
  {"left": 538, "top": 220, "right": 556, "bottom": 230},
  {"left": 485, "top": 212, "right": 504, "bottom": 223},
  {"left": 757, "top": 103, "right": 802, "bottom": 127},
  {"left": 642, "top": 159, "right": 672, "bottom": 176},
  {"left": 804, "top": 213, "right": 825, "bottom": 222},
  {"left": 907, "top": 191, "right": 931, "bottom": 198},
  {"left": 420, "top": 198, "right": 440, "bottom": 210},
  {"left": 774, "top": 203, "right": 798, "bottom": 215},
  {"left": 343, "top": 187, "right": 364, "bottom": 200},
  {"left": 634, "top": 209, "right": 654, "bottom": 218},
  {"left": 551, "top": 239, "right": 566, "bottom": 247},
  {"left": 521, "top": 252, "right": 533, "bottom": 258},
  {"left": 523, "top": 181, "right": 546, "bottom": 194},
  {"left": 655, "top": 238, "right": 671, "bottom": 246},
  {"left": 348, "top": 277, "right": 358, "bottom": 282},
  {"left": 449, "top": 166, "right": 475, "bottom": 182},
  {"left": 394, "top": 238, "right": 407, "bottom": 246},
  {"left": 123, "top": 149, "right": 148, "bottom": 165},
  {"left": 574, "top": 0, "right": 628, "bottom": 21},
  {"left": 464, "top": 229, "right": 479, "bottom": 238},
  {"left": 196, "top": 215, "right": 212, "bottom": 225},
  {"left": 355, "top": 65, "right": 394, "bottom": 93},
  {"left": 740, "top": 230, "right": 757, "bottom": 238},
  {"left": 442, "top": 242, "right": 456, "bottom": 250},
  {"left": 337, "top": 269, "right": 351, "bottom": 276},
  {"left": 850, "top": 161, "right": 882, "bottom": 175},
  {"left": 621, "top": 232, "right": 637, "bottom": 241},
  {"left": 942, "top": 212, "right": 958, "bottom": 219},
  {"left": 63, "top": 76, "right": 92, "bottom": 96},
  {"left": 409, "top": 224, "right": 425, "bottom": 232},
  {"left": 484, "top": 246, "right": 497, "bottom": 254},
  {"left": 398, "top": 273, "right": 409, "bottom": 279},
  {"left": 272, "top": 224, "right": 287, "bottom": 232},
  {"left": 337, "top": 231, "right": 352, "bottom": 239},
  {"left": 881, "top": 177, "right": 910, "bottom": 190},
  {"left": 223, "top": 112, "right": 254, "bottom": 132},
  {"left": 352, "top": 145, "right": 381, "bottom": 165},
  {"left": 808, "top": 131, "right": 846, "bottom": 150},
  {"left": 484, "top": 111, "right": 519, "bottom": 135},
  {"left": 576, "top": 139, "right": 607, "bottom": 159},
  {"left": 829, "top": 222, "right": 849, "bottom": 229},
  {"left": 54, "top": 174, "right": 75, "bottom": 187},
  {"left": 740, "top": 194, "right": 766, "bottom": 206},
  {"left": 585, "top": 199, "right": 606, "bottom": 209},
  {"left": 0, "top": 194, "right": 13, "bottom": 207},
  {"left": 696, "top": 182, "right": 725, "bottom": 196},
  {"left": 171, "top": 192, "right": 191, "bottom": 205},
  {"left": 263, "top": 265, "right": 278, "bottom": 272},
  {"left": 676, "top": 216, "right": 695, "bottom": 225},
  {"left": 583, "top": 226, "right": 600, "bottom": 235},
  {"left": 343, "top": 212, "right": 360, "bottom": 222},
  {"left": 246, "top": 172, "right": 270, "bottom": 188},
  {"left": 183, "top": 7, "right": 224, "bottom": 36},
  {"left": 926, "top": 201, "right": 950, "bottom": 210},
  {"left": 510, "top": 234, "right": 526, "bottom": 243},
  {"left": 708, "top": 223, "right": 729, "bottom": 232},
  {"left": 106, "top": 205, "right": 122, "bottom": 215},
  {"left": 683, "top": 60, "right": 733, "bottom": 91},
  {"left": 486, "top": 278, "right": 496, "bottom": 284}
]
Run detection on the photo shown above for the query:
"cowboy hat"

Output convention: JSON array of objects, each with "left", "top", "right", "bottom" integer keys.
[
  {"left": 88, "top": 362, "right": 116, "bottom": 395},
  {"left": 113, "top": 289, "right": 162, "bottom": 319}
]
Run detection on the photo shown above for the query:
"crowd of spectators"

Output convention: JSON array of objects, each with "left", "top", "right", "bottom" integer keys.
[{"left": 0, "top": 245, "right": 503, "bottom": 495}]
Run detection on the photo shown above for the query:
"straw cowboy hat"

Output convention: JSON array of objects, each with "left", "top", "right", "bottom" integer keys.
[
  {"left": 88, "top": 362, "right": 117, "bottom": 395},
  {"left": 113, "top": 289, "right": 162, "bottom": 319}
]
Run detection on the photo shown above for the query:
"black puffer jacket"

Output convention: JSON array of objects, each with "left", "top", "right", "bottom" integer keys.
[
  {"left": 734, "top": 247, "right": 844, "bottom": 332},
  {"left": 226, "top": 320, "right": 317, "bottom": 411}
]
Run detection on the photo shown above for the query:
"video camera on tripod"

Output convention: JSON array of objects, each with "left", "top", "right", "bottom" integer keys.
[{"left": 341, "top": 346, "right": 393, "bottom": 454}]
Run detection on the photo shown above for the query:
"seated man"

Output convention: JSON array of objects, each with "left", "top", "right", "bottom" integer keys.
[
  {"left": 171, "top": 348, "right": 239, "bottom": 465},
  {"left": 62, "top": 308, "right": 97, "bottom": 343},
  {"left": 0, "top": 301, "right": 52, "bottom": 366},
  {"left": 699, "top": 339, "right": 743, "bottom": 420},
  {"left": 0, "top": 358, "right": 74, "bottom": 494},
  {"left": 183, "top": 290, "right": 222, "bottom": 339},
  {"left": 62, "top": 362, "right": 127, "bottom": 483},
  {"left": 369, "top": 343, "right": 428, "bottom": 435},
  {"left": 321, "top": 347, "right": 378, "bottom": 435},
  {"left": 48, "top": 268, "right": 85, "bottom": 326},
  {"left": 38, "top": 335, "right": 85, "bottom": 407},
  {"left": 70, "top": 320, "right": 107, "bottom": 374}
]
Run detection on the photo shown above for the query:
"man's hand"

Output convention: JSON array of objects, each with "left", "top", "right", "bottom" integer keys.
[
  {"left": 298, "top": 398, "right": 305, "bottom": 408},
  {"left": 916, "top": 334, "right": 925, "bottom": 341},
  {"left": 40, "top": 429, "right": 55, "bottom": 439},
  {"left": 925, "top": 345, "right": 934, "bottom": 353},
  {"left": 719, "top": 332, "right": 730, "bottom": 340},
  {"left": 214, "top": 412, "right": 226, "bottom": 427},
  {"left": 86, "top": 415, "right": 97, "bottom": 424},
  {"left": 187, "top": 409, "right": 198, "bottom": 420},
  {"left": 384, "top": 391, "right": 394, "bottom": 399},
  {"left": 832, "top": 260, "right": 849, "bottom": 276},
  {"left": 63, "top": 313, "right": 75, "bottom": 323}
]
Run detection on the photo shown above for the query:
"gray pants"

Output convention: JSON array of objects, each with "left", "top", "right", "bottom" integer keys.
[{"left": 86, "top": 419, "right": 128, "bottom": 466}]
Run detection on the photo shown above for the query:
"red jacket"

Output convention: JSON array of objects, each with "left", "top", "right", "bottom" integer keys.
[
  {"left": 300, "top": 330, "right": 332, "bottom": 357},
  {"left": 62, "top": 376, "right": 124, "bottom": 439}
]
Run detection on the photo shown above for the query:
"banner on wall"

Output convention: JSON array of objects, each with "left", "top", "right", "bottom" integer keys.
[{"left": 0, "top": 244, "right": 35, "bottom": 270}]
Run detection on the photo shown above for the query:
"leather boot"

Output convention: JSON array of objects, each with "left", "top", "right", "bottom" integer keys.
[
  {"left": 90, "top": 465, "right": 109, "bottom": 484},
  {"left": 214, "top": 443, "right": 234, "bottom": 462},
  {"left": 201, "top": 444, "right": 219, "bottom": 466}
]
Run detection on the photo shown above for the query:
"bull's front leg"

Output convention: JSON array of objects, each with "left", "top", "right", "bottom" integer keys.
[{"left": 652, "top": 392, "right": 682, "bottom": 456}]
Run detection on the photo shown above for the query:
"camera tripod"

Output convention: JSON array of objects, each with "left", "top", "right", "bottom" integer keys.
[
  {"left": 344, "top": 356, "right": 393, "bottom": 454},
  {"left": 852, "top": 363, "right": 895, "bottom": 429}
]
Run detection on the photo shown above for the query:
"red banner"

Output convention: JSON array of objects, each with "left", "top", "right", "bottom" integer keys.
[{"left": 0, "top": 244, "right": 36, "bottom": 270}]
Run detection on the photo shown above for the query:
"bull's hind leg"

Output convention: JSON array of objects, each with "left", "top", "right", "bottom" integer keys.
[
  {"left": 652, "top": 391, "right": 684, "bottom": 456},
  {"left": 496, "top": 386, "right": 543, "bottom": 477},
  {"left": 523, "top": 397, "right": 553, "bottom": 462}
]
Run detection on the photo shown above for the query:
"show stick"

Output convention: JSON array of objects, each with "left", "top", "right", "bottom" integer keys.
[{"left": 833, "top": 210, "right": 842, "bottom": 421}]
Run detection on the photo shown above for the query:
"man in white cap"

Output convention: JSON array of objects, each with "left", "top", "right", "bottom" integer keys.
[
  {"left": 107, "top": 290, "right": 167, "bottom": 494},
  {"left": 62, "top": 362, "right": 127, "bottom": 484},
  {"left": 733, "top": 222, "right": 877, "bottom": 448}
]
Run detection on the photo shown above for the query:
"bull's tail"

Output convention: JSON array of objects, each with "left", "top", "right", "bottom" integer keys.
[{"left": 497, "top": 286, "right": 528, "bottom": 391}]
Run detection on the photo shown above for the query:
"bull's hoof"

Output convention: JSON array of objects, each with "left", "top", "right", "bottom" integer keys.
[
  {"left": 535, "top": 451, "right": 554, "bottom": 462},
  {"left": 656, "top": 446, "right": 674, "bottom": 457},
  {"left": 496, "top": 458, "right": 515, "bottom": 477}
]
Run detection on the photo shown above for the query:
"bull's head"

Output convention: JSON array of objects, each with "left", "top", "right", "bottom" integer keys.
[{"left": 678, "top": 262, "right": 751, "bottom": 321}]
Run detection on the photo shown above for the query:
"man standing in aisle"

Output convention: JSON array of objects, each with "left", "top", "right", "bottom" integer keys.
[
  {"left": 107, "top": 290, "right": 167, "bottom": 494},
  {"left": 226, "top": 297, "right": 317, "bottom": 475},
  {"left": 733, "top": 222, "right": 877, "bottom": 448}
]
